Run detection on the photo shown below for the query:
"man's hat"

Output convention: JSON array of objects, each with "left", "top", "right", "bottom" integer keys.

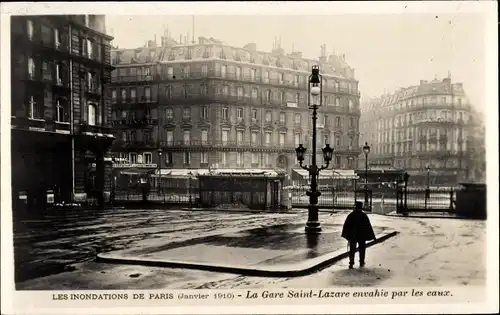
[{"left": 355, "top": 201, "right": 363, "bottom": 209}]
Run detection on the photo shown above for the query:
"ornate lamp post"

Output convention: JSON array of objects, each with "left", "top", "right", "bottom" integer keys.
[
  {"left": 157, "top": 148, "right": 163, "bottom": 194},
  {"left": 425, "top": 163, "right": 430, "bottom": 209},
  {"left": 295, "top": 65, "right": 334, "bottom": 234},
  {"left": 362, "top": 142, "right": 370, "bottom": 210}
]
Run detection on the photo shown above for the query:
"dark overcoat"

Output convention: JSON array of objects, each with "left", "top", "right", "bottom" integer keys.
[{"left": 341, "top": 210, "right": 376, "bottom": 241}]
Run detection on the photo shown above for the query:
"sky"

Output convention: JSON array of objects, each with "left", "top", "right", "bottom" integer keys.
[{"left": 106, "top": 14, "right": 486, "bottom": 110}]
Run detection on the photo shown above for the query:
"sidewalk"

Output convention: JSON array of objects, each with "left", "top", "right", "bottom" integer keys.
[{"left": 96, "top": 219, "right": 397, "bottom": 277}]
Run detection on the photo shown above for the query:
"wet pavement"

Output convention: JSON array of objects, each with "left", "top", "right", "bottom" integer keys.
[
  {"left": 12, "top": 208, "right": 297, "bottom": 284},
  {"left": 13, "top": 209, "right": 486, "bottom": 290}
]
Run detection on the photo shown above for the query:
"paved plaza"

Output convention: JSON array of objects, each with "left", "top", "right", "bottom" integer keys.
[{"left": 13, "top": 208, "right": 486, "bottom": 290}]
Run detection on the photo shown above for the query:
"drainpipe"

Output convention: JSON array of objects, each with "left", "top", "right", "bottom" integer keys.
[{"left": 69, "top": 23, "right": 76, "bottom": 202}]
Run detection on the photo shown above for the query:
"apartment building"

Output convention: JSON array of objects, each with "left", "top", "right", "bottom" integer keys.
[
  {"left": 110, "top": 35, "right": 361, "bottom": 176},
  {"left": 359, "top": 76, "right": 481, "bottom": 185},
  {"left": 11, "top": 15, "right": 114, "bottom": 210}
]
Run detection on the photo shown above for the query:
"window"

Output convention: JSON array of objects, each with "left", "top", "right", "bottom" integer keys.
[
  {"left": 201, "top": 65, "right": 208, "bottom": 77},
  {"left": 250, "top": 69, "right": 256, "bottom": 81},
  {"left": 56, "top": 99, "right": 68, "bottom": 122},
  {"left": 184, "top": 152, "right": 191, "bottom": 165},
  {"left": 129, "top": 153, "right": 138, "bottom": 164},
  {"left": 279, "top": 73, "right": 284, "bottom": 84},
  {"left": 183, "top": 66, "right": 190, "bottom": 78},
  {"left": 144, "top": 153, "right": 153, "bottom": 164},
  {"left": 336, "top": 97, "right": 340, "bottom": 107},
  {"left": 251, "top": 153, "right": 259, "bottom": 164},
  {"left": 335, "top": 136, "right": 341, "bottom": 147},
  {"left": 280, "top": 91, "right": 285, "bottom": 103},
  {"left": 252, "top": 109, "right": 258, "bottom": 120},
  {"left": 111, "top": 89, "right": 117, "bottom": 102},
  {"left": 201, "top": 152, "right": 209, "bottom": 164},
  {"left": 165, "top": 108, "right": 173, "bottom": 120},
  {"left": 222, "top": 129, "right": 229, "bottom": 144},
  {"left": 86, "top": 39, "right": 93, "bottom": 58},
  {"left": 166, "top": 130, "right": 174, "bottom": 144},
  {"left": 336, "top": 116, "right": 342, "bottom": 127},
  {"left": 295, "top": 113, "right": 301, "bottom": 124},
  {"left": 144, "top": 67, "right": 151, "bottom": 79},
  {"left": 201, "top": 129, "right": 208, "bottom": 143},
  {"left": 265, "top": 132, "right": 272, "bottom": 145},
  {"left": 265, "top": 111, "right": 272, "bottom": 123},
  {"left": 294, "top": 75, "right": 299, "bottom": 86},
  {"left": 237, "top": 152, "right": 244, "bottom": 166},
  {"left": 220, "top": 65, "right": 227, "bottom": 77},
  {"left": 348, "top": 99, "right": 353, "bottom": 111},
  {"left": 251, "top": 131, "right": 258, "bottom": 144},
  {"left": 87, "top": 71, "right": 97, "bottom": 92},
  {"left": 27, "top": 95, "right": 40, "bottom": 119},
  {"left": 120, "top": 88, "right": 127, "bottom": 103},
  {"left": 88, "top": 103, "right": 96, "bottom": 126},
  {"left": 236, "top": 108, "right": 243, "bottom": 119},
  {"left": 335, "top": 156, "right": 341, "bottom": 167},
  {"left": 263, "top": 71, "right": 269, "bottom": 83},
  {"left": 219, "top": 107, "right": 229, "bottom": 120},
  {"left": 201, "top": 106, "right": 208, "bottom": 119},
  {"left": 237, "top": 87, "right": 244, "bottom": 99},
  {"left": 221, "top": 152, "right": 227, "bottom": 165},
  {"left": 144, "top": 87, "right": 151, "bottom": 101},
  {"left": 222, "top": 85, "right": 229, "bottom": 95},
  {"left": 279, "top": 133, "right": 286, "bottom": 146},
  {"left": 324, "top": 134, "right": 329, "bottom": 145},
  {"left": 183, "top": 107, "right": 191, "bottom": 119},
  {"left": 294, "top": 133, "right": 301, "bottom": 146},
  {"left": 130, "top": 130, "right": 137, "bottom": 141},
  {"left": 266, "top": 90, "right": 272, "bottom": 103},
  {"left": 54, "top": 28, "right": 61, "bottom": 48},
  {"left": 27, "top": 20, "right": 34, "bottom": 40},
  {"left": 350, "top": 117, "right": 355, "bottom": 128},
  {"left": 251, "top": 88, "right": 258, "bottom": 99},
  {"left": 167, "top": 67, "right": 174, "bottom": 79},
  {"left": 279, "top": 112, "right": 286, "bottom": 124},
  {"left": 28, "top": 57, "right": 36, "bottom": 79},
  {"left": 237, "top": 130, "right": 244, "bottom": 144},
  {"left": 130, "top": 88, "right": 137, "bottom": 101},
  {"left": 183, "top": 130, "right": 191, "bottom": 144},
  {"left": 165, "top": 152, "right": 173, "bottom": 165},
  {"left": 42, "top": 61, "right": 52, "bottom": 82},
  {"left": 200, "top": 84, "right": 208, "bottom": 96},
  {"left": 323, "top": 115, "right": 328, "bottom": 126},
  {"left": 236, "top": 67, "right": 241, "bottom": 79},
  {"left": 264, "top": 153, "right": 270, "bottom": 166}
]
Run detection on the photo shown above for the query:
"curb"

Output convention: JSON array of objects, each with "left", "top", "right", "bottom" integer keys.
[
  {"left": 385, "top": 212, "right": 481, "bottom": 220},
  {"left": 95, "top": 231, "right": 399, "bottom": 278}
]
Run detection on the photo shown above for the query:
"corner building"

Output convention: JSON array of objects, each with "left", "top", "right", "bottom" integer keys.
[
  {"left": 110, "top": 36, "right": 361, "bottom": 175},
  {"left": 11, "top": 15, "right": 115, "bottom": 210},
  {"left": 359, "top": 77, "right": 481, "bottom": 185}
]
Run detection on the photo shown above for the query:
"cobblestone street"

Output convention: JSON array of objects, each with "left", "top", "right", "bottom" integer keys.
[{"left": 13, "top": 208, "right": 486, "bottom": 290}]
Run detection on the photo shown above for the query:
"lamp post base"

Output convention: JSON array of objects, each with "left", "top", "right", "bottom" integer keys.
[
  {"left": 305, "top": 222, "right": 322, "bottom": 234},
  {"left": 305, "top": 203, "right": 322, "bottom": 234}
]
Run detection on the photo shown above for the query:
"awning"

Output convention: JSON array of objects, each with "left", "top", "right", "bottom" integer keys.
[
  {"left": 292, "top": 169, "right": 359, "bottom": 179},
  {"left": 153, "top": 168, "right": 279, "bottom": 178},
  {"left": 118, "top": 168, "right": 156, "bottom": 176}
]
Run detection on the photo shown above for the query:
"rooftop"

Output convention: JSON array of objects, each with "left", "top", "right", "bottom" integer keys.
[{"left": 111, "top": 35, "right": 357, "bottom": 80}]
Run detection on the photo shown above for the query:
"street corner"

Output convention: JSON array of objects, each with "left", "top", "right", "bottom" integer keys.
[{"left": 94, "top": 222, "right": 399, "bottom": 278}]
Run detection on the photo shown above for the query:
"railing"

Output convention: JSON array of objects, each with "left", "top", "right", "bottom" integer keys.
[{"left": 397, "top": 187, "right": 455, "bottom": 212}]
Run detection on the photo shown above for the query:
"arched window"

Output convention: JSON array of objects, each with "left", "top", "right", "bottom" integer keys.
[{"left": 88, "top": 103, "right": 96, "bottom": 125}]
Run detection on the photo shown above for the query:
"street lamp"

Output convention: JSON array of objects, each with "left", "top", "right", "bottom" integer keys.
[
  {"left": 157, "top": 148, "right": 163, "bottom": 194},
  {"left": 426, "top": 164, "right": 431, "bottom": 189},
  {"left": 362, "top": 142, "right": 370, "bottom": 210},
  {"left": 294, "top": 65, "right": 334, "bottom": 234}
]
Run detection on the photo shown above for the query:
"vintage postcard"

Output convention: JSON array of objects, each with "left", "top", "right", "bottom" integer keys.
[{"left": 1, "top": 1, "right": 498, "bottom": 314}]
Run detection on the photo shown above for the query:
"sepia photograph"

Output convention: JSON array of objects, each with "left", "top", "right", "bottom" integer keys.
[{"left": 1, "top": 2, "right": 498, "bottom": 314}]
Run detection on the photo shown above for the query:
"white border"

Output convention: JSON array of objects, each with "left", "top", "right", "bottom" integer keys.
[{"left": 1, "top": 2, "right": 498, "bottom": 315}]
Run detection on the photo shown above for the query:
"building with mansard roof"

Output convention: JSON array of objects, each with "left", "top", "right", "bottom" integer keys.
[
  {"left": 10, "top": 15, "right": 115, "bottom": 211},
  {"left": 359, "top": 76, "right": 484, "bottom": 185},
  {"left": 109, "top": 35, "right": 361, "bottom": 180}
]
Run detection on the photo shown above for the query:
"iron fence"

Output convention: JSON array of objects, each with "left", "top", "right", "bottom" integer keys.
[
  {"left": 286, "top": 185, "right": 373, "bottom": 210},
  {"left": 396, "top": 187, "right": 455, "bottom": 212},
  {"left": 114, "top": 188, "right": 200, "bottom": 205}
]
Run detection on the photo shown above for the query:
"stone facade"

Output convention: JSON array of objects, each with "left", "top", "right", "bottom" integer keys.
[{"left": 110, "top": 36, "right": 361, "bottom": 175}]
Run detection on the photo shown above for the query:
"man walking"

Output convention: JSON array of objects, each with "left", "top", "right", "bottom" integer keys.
[{"left": 341, "top": 201, "right": 376, "bottom": 269}]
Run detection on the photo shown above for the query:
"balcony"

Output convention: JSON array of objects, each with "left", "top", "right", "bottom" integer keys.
[
  {"left": 11, "top": 116, "right": 46, "bottom": 130},
  {"left": 78, "top": 123, "right": 113, "bottom": 136}
]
